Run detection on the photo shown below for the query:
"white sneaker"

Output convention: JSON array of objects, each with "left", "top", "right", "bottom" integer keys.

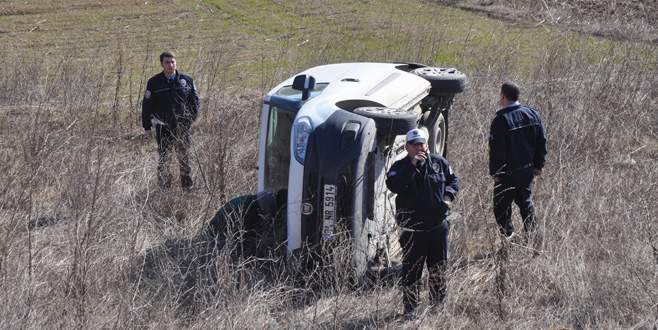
[{"left": 505, "top": 232, "right": 517, "bottom": 241}]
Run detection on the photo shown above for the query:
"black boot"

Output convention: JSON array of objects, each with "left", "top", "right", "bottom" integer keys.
[{"left": 181, "top": 175, "right": 193, "bottom": 192}]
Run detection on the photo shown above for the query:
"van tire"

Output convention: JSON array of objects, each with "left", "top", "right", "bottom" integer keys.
[
  {"left": 353, "top": 106, "right": 416, "bottom": 137},
  {"left": 429, "top": 111, "right": 448, "bottom": 157},
  {"left": 412, "top": 67, "right": 466, "bottom": 95},
  {"left": 206, "top": 193, "right": 282, "bottom": 259}
]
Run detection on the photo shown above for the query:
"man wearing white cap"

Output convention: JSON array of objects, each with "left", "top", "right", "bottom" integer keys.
[{"left": 386, "top": 127, "right": 460, "bottom": 317}]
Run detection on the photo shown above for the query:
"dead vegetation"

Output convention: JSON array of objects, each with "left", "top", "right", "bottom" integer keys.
[
  {"left": 441, "top": 0, "right": 658, "bottom": 43},
  {"left": 0, "top": 0, "right": 657, "bottom": 328}
]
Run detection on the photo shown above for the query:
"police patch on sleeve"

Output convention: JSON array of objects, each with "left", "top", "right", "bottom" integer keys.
[
  {"left": 144, "top": 90, "right": 151, "bottom": 99},
  {"left": 388, "top": 170, "right": 397, "bottom": 177},
  {"left": 180, "top": 79, "right": 187, "bottom": 87}
]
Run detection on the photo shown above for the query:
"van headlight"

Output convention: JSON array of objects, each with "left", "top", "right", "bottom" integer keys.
[{"left": 293, "top": 116, "right": 313, "bottom": 164}]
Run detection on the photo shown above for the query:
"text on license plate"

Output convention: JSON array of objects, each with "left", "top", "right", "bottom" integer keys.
[{"left": 322, "top": 184, "right": 337, "bottom": 241}]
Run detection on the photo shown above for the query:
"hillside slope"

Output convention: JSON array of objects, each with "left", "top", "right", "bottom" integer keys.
[
  {"left": 0, "top": 0, "right": 657, "bottom": 328},
  {"left": 442, "top": 0, "right": 658, "bottom": 43}
]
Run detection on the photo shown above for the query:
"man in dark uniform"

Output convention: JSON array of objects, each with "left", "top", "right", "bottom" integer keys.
[
  {"left": 142, "top": 51, "right": 200, "bottom": 190},
  {"left": 386, "top": 128, "right": 459, "bottom": 317},
  {"left": 489, "top": 82, "right": 547, "bottom": 239}
]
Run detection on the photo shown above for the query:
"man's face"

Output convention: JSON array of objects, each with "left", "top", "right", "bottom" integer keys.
[
  {"left": 161, "top": 56, "right": 177, "bottom": 75},
  {"left": 405, "top": 141, "right": 428, "bottom": 158}
]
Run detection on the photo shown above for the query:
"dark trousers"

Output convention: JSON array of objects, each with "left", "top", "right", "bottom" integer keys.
[
  {"left": 493, "top": 169, "right": 535, "bottom": 236},
  {"left": 399, "top": 220, "right": 449, "bottom": 313},
  {"left": 155, "top": 124, "right": 193, "bottom": 189}
]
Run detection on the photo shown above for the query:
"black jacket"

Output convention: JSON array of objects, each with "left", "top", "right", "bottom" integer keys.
[
  {"left": 141, "top": 71, "right": 200, "bottom": 131},
  {"left": 386, "top": 154, "right": 459, "bottom": 230},
  {"left": 489, "top": 104, "right": 547, "bottom": 176}
]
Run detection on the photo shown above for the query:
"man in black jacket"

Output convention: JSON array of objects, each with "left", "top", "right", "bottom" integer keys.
[
  {"left": 142, "top": 51, "right": 200, "bottom": 190},
  {"left": 489, "top": 82, "right": 547, "bottom": 239},
  {"left": 386, "top": 128, "right": 459, "bottom": 316}
]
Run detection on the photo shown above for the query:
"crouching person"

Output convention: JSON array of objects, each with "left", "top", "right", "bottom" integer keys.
[{"left": 385, "top": 128, "right": 459, "bottom": 317}]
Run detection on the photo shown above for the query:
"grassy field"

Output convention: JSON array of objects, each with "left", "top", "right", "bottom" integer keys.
[
  {"left": 1, "top": 0, "right": 657, "bottom": 328},
  {"left": 448, "top": 0, "right": 658, "bottom": 43}
]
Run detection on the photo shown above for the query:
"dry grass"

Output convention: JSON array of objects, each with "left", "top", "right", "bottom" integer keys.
[
  {"left": 1, "top": 0, "right": 657, "bottom": 328},
  {"left": 444, "top": 0, "right": 658, "bottom": 43}
]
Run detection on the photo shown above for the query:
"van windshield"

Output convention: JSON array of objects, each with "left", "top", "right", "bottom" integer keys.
[{"left": 264, "top": 105, "right": 295, "bottom": 192}]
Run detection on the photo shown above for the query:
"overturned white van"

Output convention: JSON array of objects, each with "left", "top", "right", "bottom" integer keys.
[{"left": 208, "top": 62, "right": 466, "bottom": 278}]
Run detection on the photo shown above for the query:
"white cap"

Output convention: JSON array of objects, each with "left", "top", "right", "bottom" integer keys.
[{"left": 406, "top": 128, "right": 428, "bottom": 144}]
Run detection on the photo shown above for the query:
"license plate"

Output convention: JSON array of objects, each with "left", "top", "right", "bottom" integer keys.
[{"left": 322, "top": 184, "right": 337, "bottom": 241}]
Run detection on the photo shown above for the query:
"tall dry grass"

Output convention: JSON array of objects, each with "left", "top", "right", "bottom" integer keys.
[
  {"left": 0, "top": 17, "right": 657, "bottom": 330},
  {"left": 445, "top": 37, "right": 658, "bottom": 328},
  {"left": 450, "top": 0, "right": 658, "bottom": 42}
]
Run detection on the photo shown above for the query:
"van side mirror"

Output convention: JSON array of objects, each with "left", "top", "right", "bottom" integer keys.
[{"left": 292, "top": 74, "right": 316, "bottom": 101}]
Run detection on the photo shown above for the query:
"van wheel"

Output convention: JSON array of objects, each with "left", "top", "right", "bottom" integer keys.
[
  {"left": 353, "top": 106, "right": 416, "bottom": 137},
  {"left": 205, "top": 193, "right": 282, "bottom": 259},
  {"left": 427, "top": 111, "right": 448, "bottom": 156},
  {"left": 412, "top": 67, "right": 466, "bottom": 95}
]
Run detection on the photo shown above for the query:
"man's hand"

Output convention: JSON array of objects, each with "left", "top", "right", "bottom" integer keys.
[
  {"left": 143, "top": 129, "right": 153, "bottom": 140},
  {"left": 534, "top": 168, "right": 543, "bottom": 176},
  {"left": 411, "top": 151, "right": 427, "bottom": 167}
]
